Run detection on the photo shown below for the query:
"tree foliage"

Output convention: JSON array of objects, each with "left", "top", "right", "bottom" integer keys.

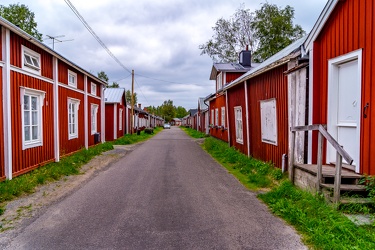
[
  {"left": 146, "top": 102, "right": 188, "bottom": 122},
  {"left": 125, "top": 90, "right": 137, "bottom": 105},
  {"left": 97, "top": 71, "right": 109, "bottom": 82},
  {"left": 199, "top": 3, "right": 305, "bottom": 63},
  {"left": 251, "top": 3, "right": 305, "bottom": 62},
  {"left": 0, "top": 3, "right": 42, "bottom": 41},
  {"left": 199, "top": 6, "right": 255, "bottom": 62},
  {"left": 107, "top": 82, "right": 119, "bottom": 88}
]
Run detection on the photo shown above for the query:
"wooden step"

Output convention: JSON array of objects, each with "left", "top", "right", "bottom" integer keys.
[
  {"left": 320, "top": 183, "right": 367, "bottom": 192},
  {"left": 338, "top": 197, "right": 374, "bottom": 204}
]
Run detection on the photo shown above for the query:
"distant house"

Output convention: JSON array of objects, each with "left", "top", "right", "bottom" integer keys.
[
  {"left": 0, "top": 17, "right": 106, "bottom": 180},
  {"left": 171, "top": 118, "right": 182, "bottom": 126},
  {"left": 105, "top": 88, "right": 126, "bottom": 141},
  {"left": 206, "top": 48, "right": 255, "bottom": 142},
  {"left": 197, "top": 97, "right": 209, "bottom": 134},
  {"left": 187, "top": 109, "right": 198, "bottom": 130}
]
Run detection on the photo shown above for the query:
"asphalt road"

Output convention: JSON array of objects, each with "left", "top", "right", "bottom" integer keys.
[{"left": 5, "top": 127, "right": 306, "bottom": 250}]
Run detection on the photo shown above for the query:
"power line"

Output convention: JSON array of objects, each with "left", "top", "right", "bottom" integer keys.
[
  {"left": 134, "top": 73, "right": 203, "bottom": 86},
  {"left": 64, "top": 0, "right": 132, "bottom": 74},
  {"left": 134, "top": 75, "right": 151, "bottom": 107}
]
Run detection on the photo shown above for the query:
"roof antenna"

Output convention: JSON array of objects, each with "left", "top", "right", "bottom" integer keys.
[{"left": 45, "top": 35, "right": 74, "bottom": 50}]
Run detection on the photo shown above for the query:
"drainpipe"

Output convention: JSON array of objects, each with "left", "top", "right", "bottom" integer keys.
[{"left": 282, "top": 153, "right": 288, "bottom": 173}]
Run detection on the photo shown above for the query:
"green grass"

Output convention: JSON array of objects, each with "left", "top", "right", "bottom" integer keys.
[
  {"left": 181, "top": 127, "right": 210, "bottom": 139},
  {"left": 197, "top": 136, "right": 375, "bottom": 249},
  {"left": 113, "top": 127, "right": 162, "bottom": 145}
]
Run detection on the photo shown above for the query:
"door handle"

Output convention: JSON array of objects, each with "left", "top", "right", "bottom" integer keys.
[{"left": 364, "top": 103, "right": 369, "bottom": 118}]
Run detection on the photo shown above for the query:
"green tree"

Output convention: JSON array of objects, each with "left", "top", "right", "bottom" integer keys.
[
  {"left": 0, "top": 3, "right": 42, "bottom": 41},
  {"left": 108, "top": 82, "right": 119, "bottom": 88},
  {"left": 175, "top": 106, "right": 188, "bottom": 118},
  {"left": 160, "top": 100, "right": 175, "bottom": 122},
  {"left": 251, "top": 3, "right": 305, "bottom": 62},
  {"left": 199, "top": 6, "right": 255, "bottom": 62},
  {"left": 97, "top": 71, "right": 109, "bottom": 82},
  {"left": 125, "top": 89, "right": 137, "bottom": 105}
]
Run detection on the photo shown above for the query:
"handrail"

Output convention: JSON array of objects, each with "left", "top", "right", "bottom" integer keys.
[
  {"left": 290, "top": 124, "right": 354, "bottom": 204},
  {"left": 291, "top": 124, "right": 353, "bottom": 164}
]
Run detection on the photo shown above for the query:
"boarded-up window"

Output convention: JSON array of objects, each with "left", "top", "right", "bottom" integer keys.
[
  {"left": 119, "top": 108, "right": 123, "bottom": 131},
  {"left": 260, "top": 98, "right": 277, "bottom": 145},
  {"left": 211, "top": 110, "right": 214, "bottom": 125},
  {"left": 215, "top": 108, "right": 219, "bottom": 126}
]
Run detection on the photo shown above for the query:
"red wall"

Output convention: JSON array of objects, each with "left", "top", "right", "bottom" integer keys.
[
  {"left": 247, "top": 65, "right": 289, "bottom": 169},
  {"left": 312, "top": 0, "right": 375, "bottom": 174},
  {"left": 59, "top": 87, "right": 85, "bottom": 155},
  {"left": 0, "top": 67, "right": 4, "bottom": 180},
  {"left": 105, "top": 104, "right": 115, "bottom": 141},
  {"left": 11, "top": 71, "right": 55, "bottom": 177},
  {"left": 227, "top": 83, "right": 248, "bottom": 155},
  {"left": 209, "top": 94, "right": 228, "bottom": 142}
]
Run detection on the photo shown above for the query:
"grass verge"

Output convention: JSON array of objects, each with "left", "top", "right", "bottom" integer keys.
[
  {"left": 180, "top": 127, "right": 210, "bottom": 139},
  {"left": 199, "top": 136, "right": 375, "bottom": 249},
  {"left": 113, "top": 127, "right": 162, "bottom": 145}
]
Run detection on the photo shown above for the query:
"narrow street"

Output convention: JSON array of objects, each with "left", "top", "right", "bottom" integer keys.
[{"left": 5, "top": 127, "right": 306, "bottom": 249}]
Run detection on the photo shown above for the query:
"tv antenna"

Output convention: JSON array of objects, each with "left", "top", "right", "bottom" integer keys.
[{"left": 45, "top": 35, "right": 74, "bottom": 49}]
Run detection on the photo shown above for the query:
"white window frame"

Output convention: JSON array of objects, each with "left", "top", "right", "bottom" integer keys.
[
  {"left": 221, "top": 107, "right": 225, "bottom": 127},
  {"left": 91, "top": 104, "right": 99, "bottom": 134},
  {"left": 68, "top": 70, "right": 77, "bottom": 88},
  {"left": 91, "top": 82, "right": 97, "bottom": 96},
  {"left": 260, "top": 98, "right": 278, "bottom": 145},
  {"left": 217, "top": 72, "right": 223, "bottom": 91},
  {"left": 119, "top": 108, "right": 123, "bottom": 131},
  {"left": 68, "top": 98, "right": 80, "bottom": 139},
  {"left": 234, "top": 106, "right": 243, "bottom": 144},
  {"left": 21, "top": 45, "right": 41, "bottom": 75},
  {"left": 215, "top": 108, "right": 219, "bottom": 126},
  {"left": 211, "top": 109, "right": 214, "bottom": 125},
  {"left": 21, "top": 87, "right": 45, "bottom": 150}
]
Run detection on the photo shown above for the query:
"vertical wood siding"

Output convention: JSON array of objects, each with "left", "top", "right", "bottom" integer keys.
[
  {"left": 58, "top": 61, "right": 84, "bottom": 91},
  {"left": 10, "top": 32, "right": 53, "bottom": 79},
  {"left": 227, "top": 84, "right": 248, "bottom": 155},
  {"left": 11, "top": 71, "right": 55, "bottom": 176},
  {"left": 312, "top": 0, "right": 375, "bottom": 174},
  {"left": 247, "top": 65, "right": 289, "bottom": 168},
  {"left": 209, "top": 94, "right": 228, "bottom": 142},
  {"left": 0, "top": 67, "right": 4, "bottom": 180},
  {"left": 88, "top": 97, "right": 101, "bottom": 146},
  {"left": 58, "top": 87, "right": 85, "bottom": 155},
  {"left": 226, "top": 72, "right": 245, "bottom": 86},
  {"left": 105, "top": 104, "right": 114, "bottom": 141}
]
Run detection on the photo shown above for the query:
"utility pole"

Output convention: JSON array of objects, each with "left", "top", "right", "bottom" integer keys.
[{"left": 130, "top": 70, "right": 134, "bottom": 134}]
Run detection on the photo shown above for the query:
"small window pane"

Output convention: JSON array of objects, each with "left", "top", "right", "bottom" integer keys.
[
  {"left": 24, "top": 111, "right": 30, "bottom": 125},
  {"left": 31, "top": 96, "right": 38, "bottom": 110},
  {"left": 32, "top": 57, "right": 40, "bottom": 68},
  {"left": 25, "top": 126, "right": 30, "bottom": 141},
  {"left": 24, "top": 55, "right": 32, "bottom": 65},
  {"left": 24, "top": 96, "right": 30, "bottom": 110},
  {"left": 32, "top": 126, "right": 38, "bottom": 140},
  {"left": 32, "top": 111, "right": 38, "bottom": 125}
]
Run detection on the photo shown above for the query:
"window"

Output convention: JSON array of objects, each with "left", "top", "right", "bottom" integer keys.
[
  {"left": 91, "top": 82, "right": 97, "bottom": 96},
  {"left": 215, "top": 108, "right": 219, "bottom": 126},
  {"left": 234, "top": 106, "right": 243, "bottom": 144},
  {"left": 211, "top": 109, "right": 214, "bottom": 125},
  {"left": 119, "top": 108, "right": 123, "bottom": 131},
  {"left": 68, "top": 98, "right": 80, "bottom": 139},
  {"left": 217, "top": 72, "right": 223, "bottom": 91},
  {"left": 68, "top": 70, "right": 77, "bottom": 88},
  {"left": 221, "top": 107, "right": 225, "bottom": 127},
  {"left": 91, "top": 104, "right": 99, "bottom": 134},
  {"left": 260, "top": 98, "right": 277, "bottom": 145},
  {"left": 21, "top": 87, "right": 45, "bottom": 149},
  {"left": 22, "top": 45, "right": 41, "bottom": 74}
]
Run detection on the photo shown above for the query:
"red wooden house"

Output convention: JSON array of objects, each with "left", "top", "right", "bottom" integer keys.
[
  {"left": 302, "top": 0, "right": 375, "bottom": 175},
  {"left": 197, "top": 97, "right": 209, "bottom": 134},
  {"left": 105, "top": 88, "right": 126, "bottom": 141},
  {"left": 0, "top": 17, "right": 106, "bottom": 180},
  {"left": 206, "top": 49, "right": 254, "bottom": 142},
  {"left": 224, "top": 38, "right": 306, "bottom": 168}
]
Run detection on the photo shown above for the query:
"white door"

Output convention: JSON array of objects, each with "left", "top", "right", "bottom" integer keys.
[{"left": 327, "top": 52, "right": 361, "bottom": 172}]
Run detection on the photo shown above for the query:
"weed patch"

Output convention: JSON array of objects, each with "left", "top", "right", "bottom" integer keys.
[{"left": 181, "top": 127, "right": 209, "bottom": 138}]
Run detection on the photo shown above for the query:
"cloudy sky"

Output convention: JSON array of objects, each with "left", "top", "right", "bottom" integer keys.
[{"left": 2, "top": 0, "right": 327, "bottom": 110}]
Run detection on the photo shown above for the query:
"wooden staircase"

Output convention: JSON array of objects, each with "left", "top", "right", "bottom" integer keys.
[
  {"left": 290, "top": 125, "right": 371, "bottom": 205},
  {"left": 294, "top": 163, "right": 371, "bottom": 204}
]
